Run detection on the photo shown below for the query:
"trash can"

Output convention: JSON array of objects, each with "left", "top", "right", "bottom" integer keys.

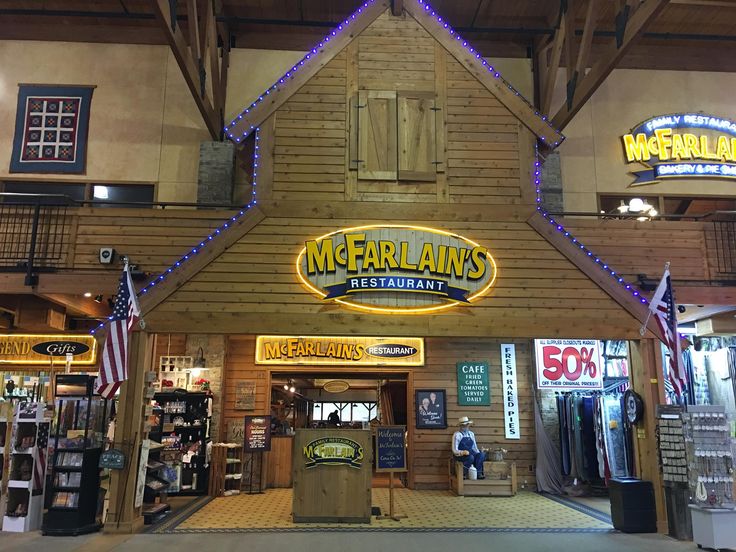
[{"left": 608, "top": 477, "right": 657, "bottom": 533}]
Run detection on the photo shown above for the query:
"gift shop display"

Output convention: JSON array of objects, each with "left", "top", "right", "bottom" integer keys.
[
  {"left": 150, "top": 391, "right": 212, "bottom": 495},
  {"left": 2, "top": 402, "right": 49, "bottom": 533},
  {"left": 208, "top": 443, "right": 243, "bottom": 497},
  {"left": 42, "top": 374, "right": 108, "bottom": 536}
]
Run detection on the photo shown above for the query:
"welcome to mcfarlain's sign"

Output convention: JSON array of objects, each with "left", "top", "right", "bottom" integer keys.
[{"left": 296, "top": 225, "right": 497, "bottom": 314}]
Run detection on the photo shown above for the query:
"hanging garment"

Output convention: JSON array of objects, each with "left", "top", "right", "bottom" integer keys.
[
  {"left": 691, "top": 349, "right": 711, "bottom": 405},
  {"left": 682, "top": 348, "right": 695, "bottom": 405},
  {"left": 594, "top": 397, "right": 611, "bottom": 483},
  {"left": 572, "top": 396, "right": 585, "bottom": 480},
  {"left": 535, "top": 399, "right": 563, "bottom": 494},
  {"left": 567, "top": 395, "right": 579, "bottom": 479},
  {"left": 729, "top": 347, "right": 736, "bottom": 407},
  {"left": 620, "top": 394, "right": 636, "bottom": 478},
  {"left": 581, "top": 396, "right": 600, "bottom": 481},
  {"left": 601, "top": 394, "right": 627, "bottom": 478},
  {"left": 557, "top": 395, "right": 571, "bottom": 476}
]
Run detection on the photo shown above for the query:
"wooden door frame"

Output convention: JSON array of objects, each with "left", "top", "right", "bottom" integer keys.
[{"left": 266, "top": 366, "right": 414, "bottom": 487}]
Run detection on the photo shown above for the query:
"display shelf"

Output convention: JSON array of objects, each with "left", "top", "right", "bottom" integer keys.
[
  {"left": 42, "top": 375, "right": 108, "bottom": 537},
  {"left": 2, "top": 403, "right": 48, "bottom": 533}
]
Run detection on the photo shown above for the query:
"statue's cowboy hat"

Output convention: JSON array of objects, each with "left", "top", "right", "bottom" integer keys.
[{"left": 457, "top": 416, "right": 474, "bottom": 426}]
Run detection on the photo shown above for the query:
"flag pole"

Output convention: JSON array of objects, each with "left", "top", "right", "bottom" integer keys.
[{"left": 639, "top": 261, "right": 670, "bottom": 336}]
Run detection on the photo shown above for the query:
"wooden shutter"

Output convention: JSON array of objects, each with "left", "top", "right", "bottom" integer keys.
[
  {"left": 398, "top": 93, "right": 436, "bottom": 182},
  {"left": 358, "top": 90, "right": 397, "bottom": 180}
]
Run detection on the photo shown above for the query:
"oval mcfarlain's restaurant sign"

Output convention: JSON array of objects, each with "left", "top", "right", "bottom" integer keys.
[{"left": 296, "top": 225, "right": 497, "bottom": 314}]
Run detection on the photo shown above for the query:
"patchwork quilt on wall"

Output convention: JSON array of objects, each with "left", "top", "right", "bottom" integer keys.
[{"left": 10, "top": 85, "right": 94, "bottom": 174}]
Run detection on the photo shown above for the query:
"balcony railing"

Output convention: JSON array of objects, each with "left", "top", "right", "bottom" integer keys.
[{"left": 0, "top": 193, "right": 243, "bottom": 285}]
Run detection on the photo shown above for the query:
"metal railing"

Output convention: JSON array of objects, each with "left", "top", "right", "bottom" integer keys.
[{"left": 0, "top": 193, "right": 246, "bottom": 284}]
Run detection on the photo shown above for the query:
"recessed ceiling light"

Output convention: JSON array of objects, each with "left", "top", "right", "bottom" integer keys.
[{"left": 83, "top": 292, "right": 92, "bottom": 298}]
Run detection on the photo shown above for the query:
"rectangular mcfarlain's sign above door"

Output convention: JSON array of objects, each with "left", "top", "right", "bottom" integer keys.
[{"left": 255, "top": 336, "right": 424, "bottom": 366}]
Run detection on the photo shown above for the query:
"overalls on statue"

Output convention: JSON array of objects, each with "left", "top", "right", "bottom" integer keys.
[{"left": 455, "top": 435, "right": 485, "bottom": 477}]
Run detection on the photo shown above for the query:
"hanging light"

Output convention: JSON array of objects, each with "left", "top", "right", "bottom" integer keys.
[{"left": 289, "top": 386, "right": 296, "bottom": 393}]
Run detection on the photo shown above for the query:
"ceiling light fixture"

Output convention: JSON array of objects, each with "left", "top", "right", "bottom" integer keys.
[{"left": 83, "top": 292, "right": 92, "bottom": 298}]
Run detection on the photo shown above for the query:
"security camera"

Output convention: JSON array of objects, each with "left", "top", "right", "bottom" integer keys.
[{"left": 99, "top": 247, "right": 115, "bottom": 264}]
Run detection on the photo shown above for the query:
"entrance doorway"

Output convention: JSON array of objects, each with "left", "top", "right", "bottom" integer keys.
[{"left": 268, "top": 370, "right": 409, "bottom": 489}]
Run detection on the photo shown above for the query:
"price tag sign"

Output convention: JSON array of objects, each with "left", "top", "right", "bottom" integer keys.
[{"left": 534, "top": 339, "right": 604, "bottom": 390}]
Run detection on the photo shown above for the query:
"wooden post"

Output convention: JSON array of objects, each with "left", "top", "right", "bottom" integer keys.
[
  {"left": 104, "top": 331, "right": 153, "bottom": 534},
  {"left": 629, "top": 338, "right": 668, "bottom": 533}
]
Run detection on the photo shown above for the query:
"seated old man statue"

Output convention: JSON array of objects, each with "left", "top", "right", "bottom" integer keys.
[{"left": 452, "top": 416, "right": 485, "bottom": 479}]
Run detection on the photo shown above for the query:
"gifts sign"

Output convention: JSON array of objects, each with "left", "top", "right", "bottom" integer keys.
[{"left": 534, "top": 339, "right": 603, "bottom": 390}]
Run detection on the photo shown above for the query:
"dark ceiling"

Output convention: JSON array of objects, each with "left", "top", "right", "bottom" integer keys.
[{"left": 1, "top": 0, "right": 735, "bottom": 70}]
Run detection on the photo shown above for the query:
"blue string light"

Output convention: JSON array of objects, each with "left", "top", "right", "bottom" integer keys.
[
  {"left": 224, "top": 0, "right": 564, "bottom": 147},
  {"left": 225, "top": 0, "right": 375, "bottom": 140},
  {"left": 91, "top": 128, "right": 262, "bottom": 335},
  {"left": 533, "top": 143, "right": 649, "bottom": 305}
]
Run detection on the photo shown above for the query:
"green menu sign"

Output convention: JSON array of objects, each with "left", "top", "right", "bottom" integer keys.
[{"left": 457, "top": 361, "right": 490, "bottom": 406}]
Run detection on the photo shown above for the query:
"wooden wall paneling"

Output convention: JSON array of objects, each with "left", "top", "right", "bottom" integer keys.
[
  {"left": 346, "top": 41, "right": 359, "bottom": 200},
  {"left": 397, "top": 92, "right": 436, "bottom": 181},
  {"left": 518, "top": 126, "right": 536, "bottom": 205},
  {"left": 445, "top": 57, "right": 522, "bottom": 205},
  {"left": 139, "top": 206, "right": 266, "bottom": 316},
  {"left": 434, "top": 43, "right": 448, "bottom": 203},
  {"left": 257, "top": 114, "right": 276, "bottom": 201},
  {"left": 272, "top": 54, "right": 348, "bottom": 200},
  {"left": 358, "top": 90, "right": 398, "bottom": 180}
]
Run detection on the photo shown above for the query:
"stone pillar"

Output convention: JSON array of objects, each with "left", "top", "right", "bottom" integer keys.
[
  {"left": 186, "top": 334, "right": 226, "bottom": 441},
  {"left": 197, "top": 141, "right": 235, "bottom": 206},
  {"left": 540, "top": 151, "right": 564, "bottom": 213}
]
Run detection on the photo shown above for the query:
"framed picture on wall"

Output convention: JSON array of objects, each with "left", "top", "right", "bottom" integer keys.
[{"left": 415, "top": 389, "right": 446, "bottom": 429}]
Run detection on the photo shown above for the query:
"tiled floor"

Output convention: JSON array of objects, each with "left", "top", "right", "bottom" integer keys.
[{"left": 149, "top": 489, "right": 612, "bottom": 533}]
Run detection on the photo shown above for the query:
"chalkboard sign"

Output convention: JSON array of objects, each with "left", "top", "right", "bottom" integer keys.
[
  {"left": 375, "top": 426, "right": 407, "bottom": 473},
  {"left": 99, "top": 448, "right": 125, "bottom": 470},
  {"left": 244, "top": 415, "right": 272, "bottom": 452}
]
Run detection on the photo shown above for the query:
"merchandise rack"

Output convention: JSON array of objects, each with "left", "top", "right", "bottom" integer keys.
[
  {"left": 42, "top": 375, "right": 108, "bottom": 536},
  {"left": 2, "top": 402, "right": 48, "bottom": 533},
  {"left": 151, "top": 391, "right": 211, "bottom": 496}
]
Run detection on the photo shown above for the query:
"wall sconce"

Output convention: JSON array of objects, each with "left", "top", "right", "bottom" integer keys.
[{"left": 191, "top": 347, "right": 208, "bottom": 378}]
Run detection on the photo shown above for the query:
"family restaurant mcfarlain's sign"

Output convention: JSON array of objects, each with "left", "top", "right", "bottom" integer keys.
[
  {"left": 621, "top": 113, "right": 736, "bottom": 185},
  {"left": 296, "top": 225, "right": 497, "bottom": 314}
]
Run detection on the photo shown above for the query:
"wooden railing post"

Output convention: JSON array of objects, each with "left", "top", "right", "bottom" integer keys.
[
  {"left": 105, "top": 331, "right": 153, "bottom": 534},
  {"left": 629, "top": 338, "right": 668, "bottom": 533}
]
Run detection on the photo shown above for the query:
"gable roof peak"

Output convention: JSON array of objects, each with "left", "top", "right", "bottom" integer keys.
[{"left": 224, "top": 0, "right": 564, "bottom": 147}]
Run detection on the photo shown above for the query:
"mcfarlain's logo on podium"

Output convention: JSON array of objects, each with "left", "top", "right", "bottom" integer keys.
[
  {"left": 296, "top": 225, "right": 497, "bottom": 314},
  {"left": 303, "top": 437, "right": 364, "bottom": 469}
]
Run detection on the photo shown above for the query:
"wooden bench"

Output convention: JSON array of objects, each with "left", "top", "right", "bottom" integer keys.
[{"left": 449, "top": 459, "right": 518, "bottom": 497}]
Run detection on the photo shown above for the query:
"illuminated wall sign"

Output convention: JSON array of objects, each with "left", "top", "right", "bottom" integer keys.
[
  {"left": 621, "top": 113, "right": 736, "bottom": 185},
  {"left": 0, "top": 334, "right": 97, "bottom": 365},
  {"left": 255, "top": 335, "right": 424, "bottom": 366},
  {"left": 296, "top": 225, "right": 497, "bottom": 314}
]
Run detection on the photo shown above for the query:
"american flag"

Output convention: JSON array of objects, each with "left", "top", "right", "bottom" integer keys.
[
  {"left": 33, "top": 422, "right": 49, "bottom": 494},
  {"left": 648, "top": 264, "right": 686, "bottom": 399},
  {"left": 96, "top": 262, "right": 140, "bottom": 399}
]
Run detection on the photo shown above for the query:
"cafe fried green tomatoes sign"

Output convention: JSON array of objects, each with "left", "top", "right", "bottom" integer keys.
[{"left": 296, "top": 225, "right": 497, "bottom": 314}]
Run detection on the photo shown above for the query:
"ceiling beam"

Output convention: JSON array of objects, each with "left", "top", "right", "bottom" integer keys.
[
  {"left": 0, "top": 273, "right": 119, "bottom": 295},
  {"left": 391, "top": 0, "right": 403, "bottom": 17},
  {"left": 151, "top": 0, "right": 226, "bottom": 140},
  {"left": 551, "top": 0, "right": 670, "bottom": 130}
]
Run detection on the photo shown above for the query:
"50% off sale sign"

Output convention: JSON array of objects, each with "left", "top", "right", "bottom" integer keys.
[{"left": 534, "top": 339, "right": 604, "bottom": 390}]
